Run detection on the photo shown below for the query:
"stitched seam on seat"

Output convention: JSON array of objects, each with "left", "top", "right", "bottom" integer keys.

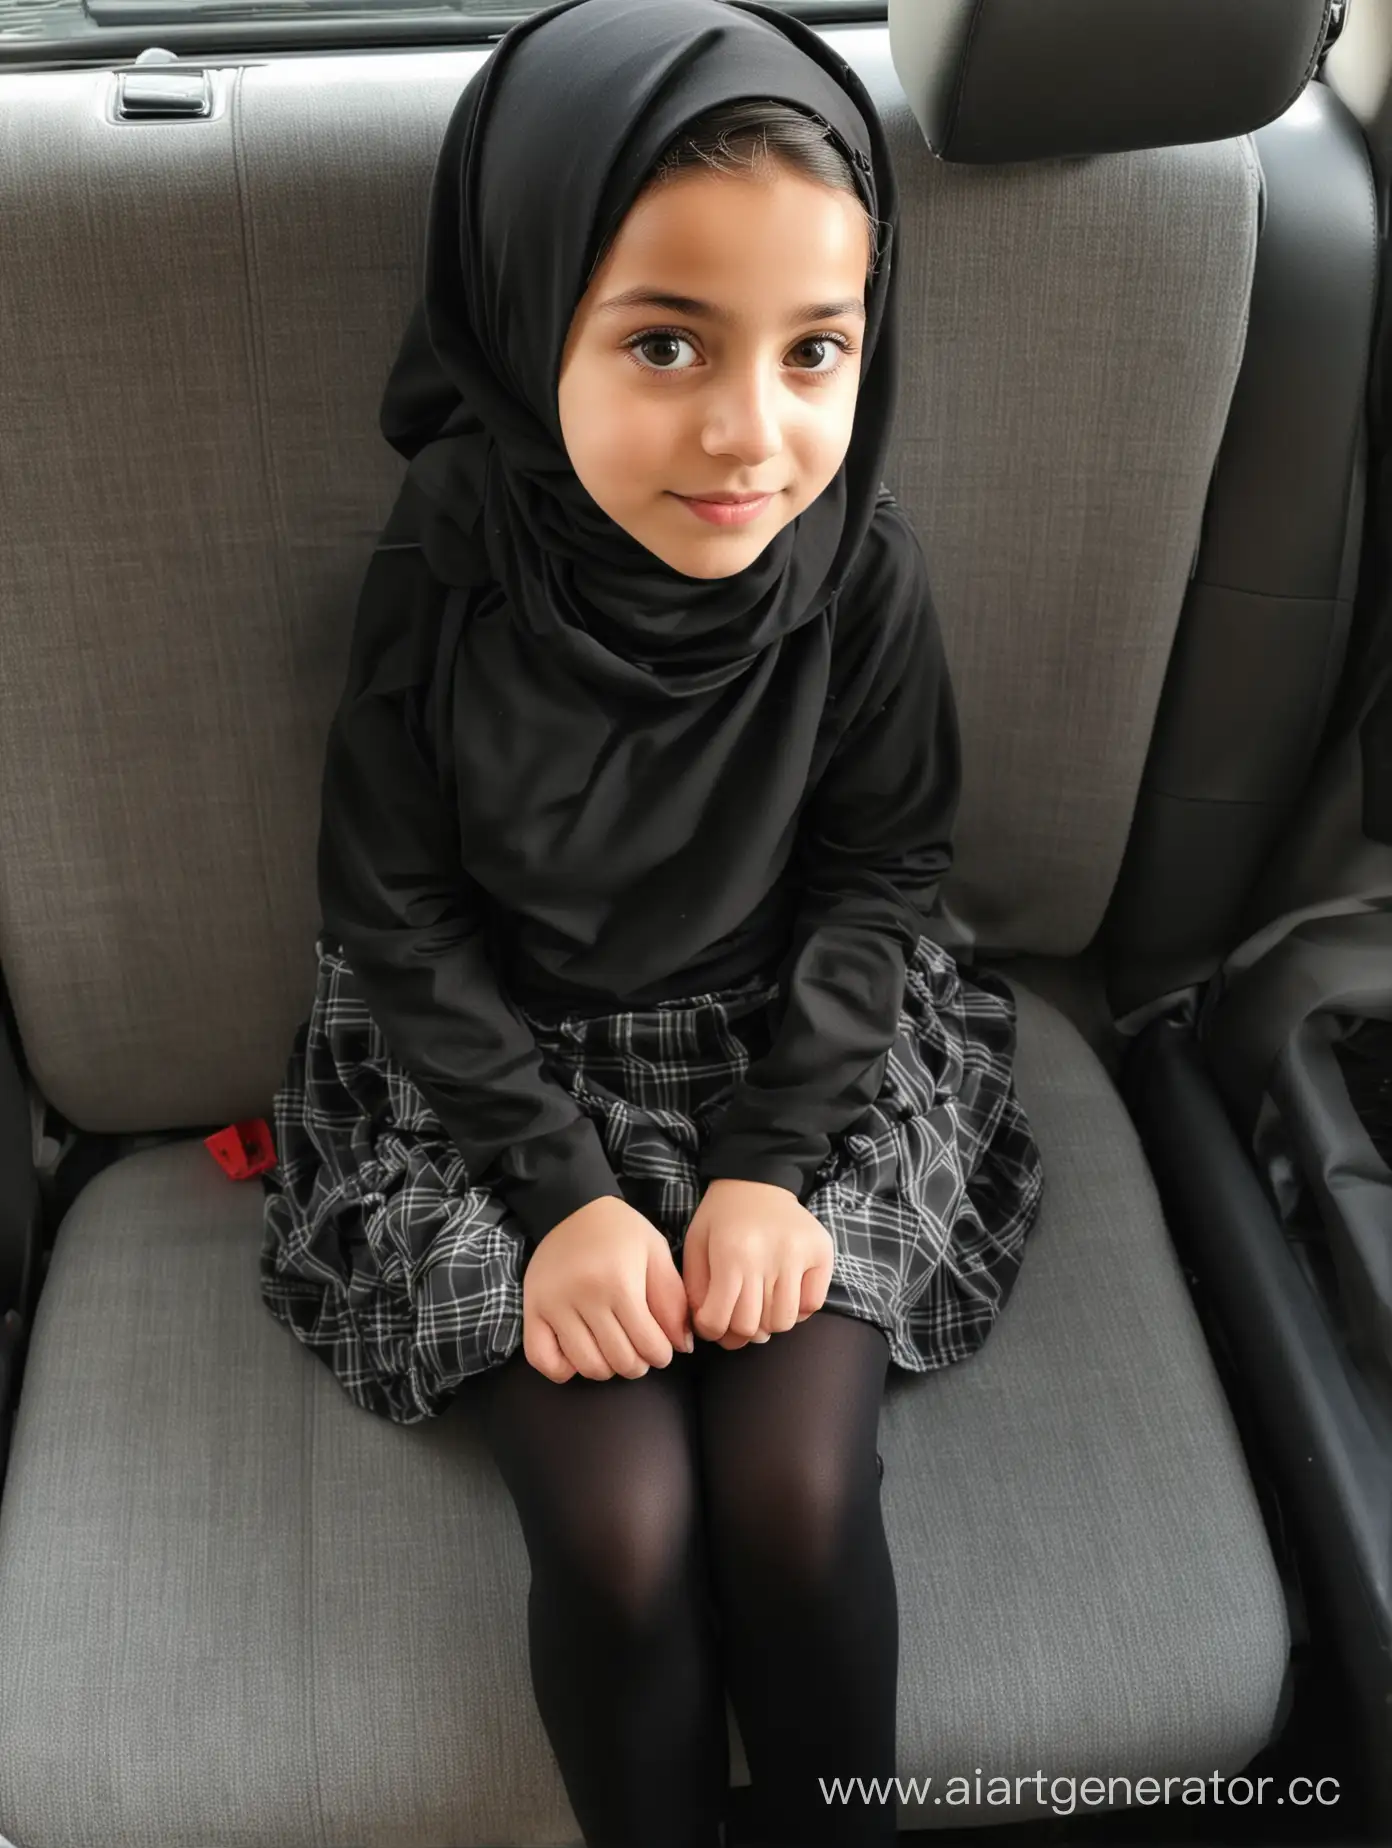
[
  {"left": 1192, "top": 582, "right": 1353, "bottom": 602},
  {"left": 941, "top": 0, "right": 987, "bottom": 157},
  {"left": 1139, "top": 791, "right": 1279, "bottom": 809},
  {"left": 229, "top": 66, "right": 291, "bottom": 579},
  {"left": 228, "top": 64, "right": 298, "bottom": 954}
]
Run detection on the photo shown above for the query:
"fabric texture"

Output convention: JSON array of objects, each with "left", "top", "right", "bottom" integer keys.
[
  {"left": 260, "top": 932, "right": 1042, "bottom": 1425},
  {"left": 0, "top": 984, "right": 1289, "bottom": 1848}
]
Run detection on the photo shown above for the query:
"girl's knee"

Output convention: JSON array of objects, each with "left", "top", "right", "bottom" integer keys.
[
  {"left": 536, "top": 1472, "right": 704, "bottom": 1630},
  {"left": 706, "top": 1441, "right": 880, "bottom": 1587}
]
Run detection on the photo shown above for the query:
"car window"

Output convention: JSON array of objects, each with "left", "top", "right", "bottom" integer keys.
[{"left": 0, "top": 0, "right": 884, "bottom": 65}]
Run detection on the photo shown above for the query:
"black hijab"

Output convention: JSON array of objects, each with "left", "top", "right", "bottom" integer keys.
[
  {"left": 377, "top": 0, "right": 901, "bottom": 704},
  {"left": 341, "top": 0, "right": 919, "bottom": 1006}
]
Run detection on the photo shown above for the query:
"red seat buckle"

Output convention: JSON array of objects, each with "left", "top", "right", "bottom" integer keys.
[{"left": 206, "top": 1117, "right": 277, "bottom": 1180}]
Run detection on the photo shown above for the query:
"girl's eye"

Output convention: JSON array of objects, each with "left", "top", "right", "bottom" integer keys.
[
  {"left": 787, "top": 335, "right": 851, "bottom": 374},
  {"left": 625, "top": 330, "right": 698, "bottom": 372},
  {"left": 621, "top": 328, "right": 855, "bottom": 379}
]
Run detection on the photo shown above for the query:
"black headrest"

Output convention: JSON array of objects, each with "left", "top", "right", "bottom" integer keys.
[{"left": 888, "top": 0, "right": 1335, "bottom": 163}]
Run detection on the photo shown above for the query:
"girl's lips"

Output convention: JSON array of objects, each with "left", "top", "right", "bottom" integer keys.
[{"left": 673, "top": 492, "right": 776, "bottom": 527}]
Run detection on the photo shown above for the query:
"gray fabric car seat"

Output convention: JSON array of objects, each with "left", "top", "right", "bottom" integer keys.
[{"left": 0, "top": 5, "right": 1327, "bottom": 1842}]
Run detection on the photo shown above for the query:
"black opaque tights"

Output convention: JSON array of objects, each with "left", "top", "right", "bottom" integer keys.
[{"left": 474, "top": 1308, "right": 898, "bottom": 1848}]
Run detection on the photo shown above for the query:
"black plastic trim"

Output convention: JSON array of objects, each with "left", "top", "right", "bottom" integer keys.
[
  {"left": 0, "top": 968, "right": 39, "bottom": 1496},
  {"left": 0, "top": 971, "right": 39, "bottom": 1330},
  {"left": 1122, "top": 1016, "right": 1392, "bottom": 1827}
]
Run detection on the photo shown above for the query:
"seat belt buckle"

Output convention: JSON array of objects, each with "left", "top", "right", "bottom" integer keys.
[{"left": 205, "top": 1118, "right": 277, "bottom": 1180}]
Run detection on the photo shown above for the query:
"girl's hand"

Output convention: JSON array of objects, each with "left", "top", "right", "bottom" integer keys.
[
  {"left": 523, "top": 1197, "right": 693, "bottom": 1384},
  {"left": 682, "top": 1178, "right": 833, "bottom": 1350}
]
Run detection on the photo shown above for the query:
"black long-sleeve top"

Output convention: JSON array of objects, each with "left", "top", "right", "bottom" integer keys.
[{"left": 317, "top": 500, "right": 960, "bottom": 1248}]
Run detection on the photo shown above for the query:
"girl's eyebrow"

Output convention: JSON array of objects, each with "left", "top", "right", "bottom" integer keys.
[{"left": 595, "top": 287, "right": 866, "bottom": 325}]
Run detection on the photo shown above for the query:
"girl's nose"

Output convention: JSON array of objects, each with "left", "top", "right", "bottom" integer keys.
[{"left": 700, "top": 367, "right": 782, "bottom": 466}]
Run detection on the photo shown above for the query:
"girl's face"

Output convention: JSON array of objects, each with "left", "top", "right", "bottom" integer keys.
[{"left": 557, "top": 162, "right": 870, "bottom": 580}]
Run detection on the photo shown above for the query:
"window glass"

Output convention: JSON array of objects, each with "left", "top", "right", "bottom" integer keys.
[{"left": 2, "top": 0, "right": 883, "bottom": 57}]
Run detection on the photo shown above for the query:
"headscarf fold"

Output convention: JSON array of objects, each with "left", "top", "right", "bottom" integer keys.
[{"left": 377, "top": 0, "right": 901, "bottom": 702}]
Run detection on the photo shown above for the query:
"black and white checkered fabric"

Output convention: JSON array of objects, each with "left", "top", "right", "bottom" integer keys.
[{"left": 260, "top": 934, "right": 1044, "bottom": 1425}]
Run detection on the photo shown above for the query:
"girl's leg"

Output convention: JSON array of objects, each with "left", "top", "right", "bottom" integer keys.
[
  {"left": 475, "top": 1346, "right": 728, "bottom": 1848},
  {"left": 697, "top": 1311, "right": 898, "bottom": 1847}
]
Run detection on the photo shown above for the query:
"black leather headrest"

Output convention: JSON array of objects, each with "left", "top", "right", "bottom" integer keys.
[{"left": 888, "top": 0, "right": 1335, "bottom": 163}]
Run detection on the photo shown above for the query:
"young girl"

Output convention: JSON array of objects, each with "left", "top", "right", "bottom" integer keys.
[{"left": 261, "top": 1, "right": 1044, "bottom": 1843}]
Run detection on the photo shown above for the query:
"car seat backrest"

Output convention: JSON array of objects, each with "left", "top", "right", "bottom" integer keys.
[
  {"left": 1102, "top": 78, "right": 1377, "bottom": 1018},
  {"left": 0, "top": 6, "right": 1329, "bottom": 1134}
]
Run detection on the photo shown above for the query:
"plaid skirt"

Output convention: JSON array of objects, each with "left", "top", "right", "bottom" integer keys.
[{"left": 259, "top": 934, "right": 1044, "bottom": 1426}]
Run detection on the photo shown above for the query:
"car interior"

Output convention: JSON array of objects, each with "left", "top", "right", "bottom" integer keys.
[{"left": 0, "top": 0, "right": 1390, "bottom": 1844}]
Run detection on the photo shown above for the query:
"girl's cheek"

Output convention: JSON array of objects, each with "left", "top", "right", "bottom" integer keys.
[{"left": 606, "top": 398, "right": 683, "bottom": 478}]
